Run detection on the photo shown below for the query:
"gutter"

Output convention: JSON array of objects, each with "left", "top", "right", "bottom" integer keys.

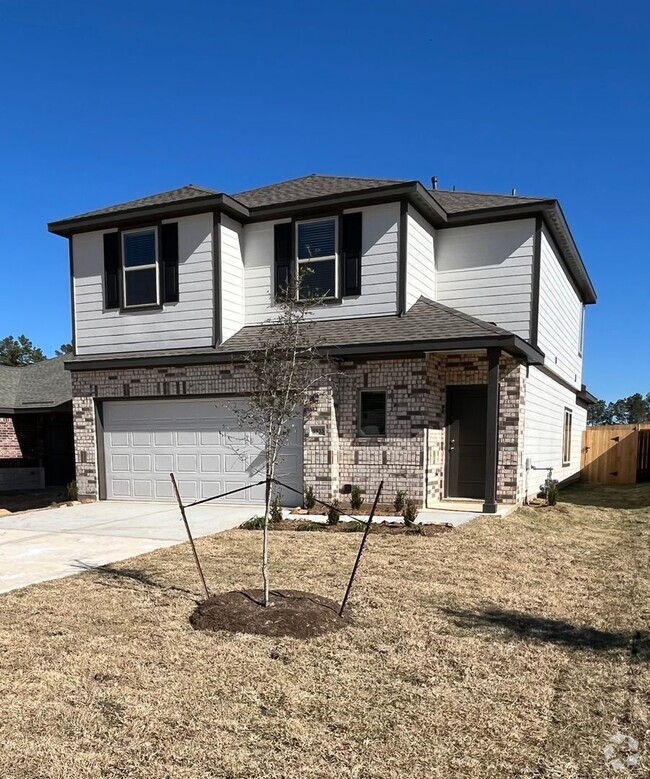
[{"left": 64, "top": 333, "right": 544, "bottom": 372}]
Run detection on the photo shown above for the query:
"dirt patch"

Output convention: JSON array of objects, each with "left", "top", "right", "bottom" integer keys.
[
  {"left": 264, "top": 518, "right": 453, "bottom": 535},
  {"left": 189, "top": 588, "right": 349, "bottom": 639},
  {"left": 295, "top": 502, "right": 400, "bottom": 517}
]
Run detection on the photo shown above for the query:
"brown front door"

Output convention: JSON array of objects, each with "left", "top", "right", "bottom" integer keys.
[{"left": 446, "top": 385, "right": 487, "bottom": 499}]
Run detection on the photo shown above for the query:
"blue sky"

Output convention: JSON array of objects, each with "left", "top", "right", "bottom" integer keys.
[{"left": 0, "top": 0, "right": 648, "bottom": 401}]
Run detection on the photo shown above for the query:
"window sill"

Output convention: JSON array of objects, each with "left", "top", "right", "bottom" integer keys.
[
  {"left": 353, "top": 436, "right": 388, "bottom": 444},
  {"left": 119, "top": 303, "right": 164, "bottom": 313}
]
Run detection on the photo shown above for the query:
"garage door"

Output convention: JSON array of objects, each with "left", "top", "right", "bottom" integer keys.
[{"left": 102, "top": 399, "right": 303, "bottom": 504}]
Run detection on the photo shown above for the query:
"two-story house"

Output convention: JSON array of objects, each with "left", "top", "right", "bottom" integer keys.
[{"left": 48, "top": 174, "right": 596, "bottom": 512}]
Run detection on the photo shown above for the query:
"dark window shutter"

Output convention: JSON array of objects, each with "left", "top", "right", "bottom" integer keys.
[
  {"left": 103, "top": 232, "right": 120, "bottom": 309},
  {"left": 160, "top": 222, "right": 179, "bottom": 303},
  {"left": 274, "top": 222, "right": 292, "bottom": 301},
  {"left": 341, "top": 212, "right": 362, "bottom": 296}
]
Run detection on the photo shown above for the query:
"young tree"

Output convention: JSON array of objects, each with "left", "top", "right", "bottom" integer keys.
[
  {"left": 234, "top": 277, "right": 331, "bottom": 606},
  {"left": 55, "top": 343, "right": 74, "bottom": 356},
  {"left": 0, "top": 335, "right": 46, "bottom": 366}
]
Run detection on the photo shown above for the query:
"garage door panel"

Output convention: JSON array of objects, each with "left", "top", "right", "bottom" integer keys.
[
  {"left": 103, "top": 399, "right": 303, "bottom": 504},
  {"left": 154, "top": 454, "right": 174, "bottom": 472}
]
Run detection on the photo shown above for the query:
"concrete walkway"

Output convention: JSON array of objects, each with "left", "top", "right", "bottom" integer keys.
[{"left": 0, "top": 501, "right": 256, "bottom": 594}]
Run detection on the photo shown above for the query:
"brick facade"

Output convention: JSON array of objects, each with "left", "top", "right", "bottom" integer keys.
[
  {"left": 0, "top": 417, "right": 21, "bottom": 459},
  {"left": 70, "top": 352, "right": 526, "bottom": 506},
  {"left": 0, "top": 415, "right": 43, "bottom": 463}
]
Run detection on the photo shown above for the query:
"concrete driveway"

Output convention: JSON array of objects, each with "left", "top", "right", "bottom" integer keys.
[{"left": 0, "top": 501, "right": 257, "bottom": 594}]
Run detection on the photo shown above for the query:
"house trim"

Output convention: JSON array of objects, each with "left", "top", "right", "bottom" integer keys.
[
  {"left": 212, "top": 210, "right": 222, "bottom": 346},
  {"left": 398, "top": 200, "right": 408, "bottom": 316},
  {"left": 64, "top": 332, "right": 544, "bottom": 372},
  {"left": 530, "top": 215, "right": 542, "bottom": 346}
]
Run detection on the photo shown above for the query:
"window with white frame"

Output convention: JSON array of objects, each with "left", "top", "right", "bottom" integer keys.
[
  {"left": 122, "top": 228, "right": 159, "bottom": 307},
  {"left": 296, "top": 217, "right": 337, "bottom": 300},
  {"left": 562, "top": 407, "right": 573, "bottom": 465}
]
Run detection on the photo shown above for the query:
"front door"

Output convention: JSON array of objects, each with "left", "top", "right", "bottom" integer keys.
[
  {"left": 446, "top": 385, "right": 487, "bottom": 499},
  {"left": 43, "top": 414, "right": 75, "bottom": 487}
]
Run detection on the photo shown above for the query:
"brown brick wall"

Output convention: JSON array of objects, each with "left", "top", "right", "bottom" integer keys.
[
  {"left": 70, "top": 352, "right": 526, "bottom": 506},
  {"left": 0, "top": 416, "right": 21, "bottom": 458}
]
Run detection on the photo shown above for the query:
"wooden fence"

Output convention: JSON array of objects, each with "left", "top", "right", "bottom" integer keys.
[{"left": 582, "top": 424, "right": 650, "bottom": 484}]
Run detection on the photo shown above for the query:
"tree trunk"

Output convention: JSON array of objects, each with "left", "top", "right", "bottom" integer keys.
[{"left": 262, "top": 470, "right": 271, "bottom": 607}]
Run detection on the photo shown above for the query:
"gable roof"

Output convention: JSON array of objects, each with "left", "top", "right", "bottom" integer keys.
[
  {"left": 234, "top": 174, "right": 405, "bottom": 208},
  {"left": 0, "top": 357, "right": 72, "bottom": 413},
  {"left": 65, "top": 296, "right": 543, "bottom": 371},
  {"left": 47, "top": 173, "right": 596, "bottom": 304},
  {"left": 430, "top": 189, "right": 549, "bottom": 213}
]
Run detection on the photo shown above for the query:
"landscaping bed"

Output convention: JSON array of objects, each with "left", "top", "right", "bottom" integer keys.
[
  {"left": 0, "top": 482, "right": 648, "bottom": 778},
  {"left": 254, "top": 517, "right": 453, "bottom": 535}
]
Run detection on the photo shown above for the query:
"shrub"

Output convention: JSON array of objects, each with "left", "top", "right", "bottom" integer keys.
[
  {"left": 546, "top": 479, "right": 559, "bottom": 506},
  {"left": 393, "top": 490, "right": 407, "bottom": 513},
  {"left": 350, "top": 485, "right": 364, "bottom": 511},
  {"left": 65, "top": 480, "right": 78, "bottom": 501},
  {"left": 403, "top": 498, "right": 420, "bottom": 527},
  {"left": 304, "top": 485, "right": 316, "bottom": 510},
  {"left": 240, "top": 515, "right": 266, "bottom": 530},
  {"left": 270, "top": 495, "right": 283, "bottom": 524},
  {"left": 327, "top": 498, "right": 341, "bottom": 525},
  {"left": 345, "top": 520, "right": 366, "bottom": 533},
  {"left": 296, "top": 520, "right": 321, "bottom": 532}
]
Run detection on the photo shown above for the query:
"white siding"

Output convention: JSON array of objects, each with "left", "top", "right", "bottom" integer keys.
[
  {"left": 523, "top": 366, "right": 587, "bottom": 498},
  {"left": 73, "top": 213, "right": 214, "bottom": 355},
  {"left": 243, "top": 202, "right": 399, "bottom": 324},
  {"left": 405, "top": 206, "right": 435, "bottom": 309},
  {"left": 220, "top": 215, "right": 245, "bottom": 342},
  {"left": 436, "top": 219, "right": 535, "bottom": 339},
  {"left": 537, "top": 227, "right": 583, "bottom": 388}
]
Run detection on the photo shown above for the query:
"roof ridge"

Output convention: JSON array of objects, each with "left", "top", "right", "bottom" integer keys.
[
  {"left": 416, "top": 297, "right": 509, "bottom": 335},
  {"left": 431, "top": 188, "right": 549, "bottom": 201},
  {"left": 234, "top": 173, "right": 405, "bottom": 196}
]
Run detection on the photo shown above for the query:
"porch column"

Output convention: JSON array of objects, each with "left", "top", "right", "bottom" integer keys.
[{"left": 483, "top": 348, "right": 500, "bottom": 514}]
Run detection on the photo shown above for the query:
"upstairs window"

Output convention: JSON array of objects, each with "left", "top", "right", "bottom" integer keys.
[
  {"left": 358, "top": 390, "right": 387, "bottom": 437},
  {"left": 562, "top": 408, "right": 573, "bottom": 465},
  {"left": 122, "top": 228, "right": 159, "bottom": 307},
  {"left": 296, "top": 218, "right": 337, "bottom": 300}
]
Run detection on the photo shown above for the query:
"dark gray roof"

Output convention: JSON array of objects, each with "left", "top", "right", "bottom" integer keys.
[
  {"left": 222, "top": 296, "right": 508, "bottom": 350},
  {"left": 62, "top": 184, "right": 220, "bottom": 221},
  {"left": 234, "top": 174, "right": 405, "bottom": 208},
  {"left": 430, "top": 189, "right": 548, "bottom": 213},
  {"left": 66, "top": 297, "right": 543, "bottom": 370},
  {"left": 0, "top": 357, "right": 72, "bottom": 412}
]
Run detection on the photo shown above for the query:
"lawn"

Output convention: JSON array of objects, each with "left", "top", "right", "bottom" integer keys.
[{"left": 1, "top": 484, "right": 648, "bottom": 778}]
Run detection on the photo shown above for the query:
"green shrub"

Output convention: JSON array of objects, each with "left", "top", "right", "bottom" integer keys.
[
  {"left": 240, "top": 515, "right": 266, "bottom": 530},
  {"left": 327, "top": 498, "right": 341, "bottom": 525},
  {"left": 350, "top": 485, "right": 364, "bottom": 511},
  {"left": 393, "top": 490, "right": 407, "bottom": 513},
  {"left": 304, "top": 485, "right": 316, "bottom": 510},
  {"left": 546, "top": 480, "right": 559, "bottom": 506},
  {"left": 270, "top": 495, "right": 283, "bottom": 524},
  {"left": 403, "top": 498, "right": 420, "bottom": 527},
  {"left": 296, "top": 520, "right": 321, "bottom": 532},
  {"left": 65, "top": 480, "right": 78, "bottom": 501},
  {"left": 345, "top": 520, "right": 366, "bottom": 533}
]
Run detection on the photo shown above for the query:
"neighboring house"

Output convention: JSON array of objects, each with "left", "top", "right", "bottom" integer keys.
[
  {"left": 0, "top": 357, "right": 75, "bottom": 489},
  {"left": 48, "top": 174, "right": 596, "bottom": 512}
]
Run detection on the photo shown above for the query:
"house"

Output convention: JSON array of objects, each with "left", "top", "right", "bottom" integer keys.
[
  {"left": 0, "top": 357, "right": 75, "bottom": 490},
  {"left": 47, "top": 174, "right": 596, "bottom": 512}
]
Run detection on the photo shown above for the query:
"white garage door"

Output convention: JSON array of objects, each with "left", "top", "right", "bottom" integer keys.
[{"left": 102, "top": 398, "right": 303, "bottom": 505}]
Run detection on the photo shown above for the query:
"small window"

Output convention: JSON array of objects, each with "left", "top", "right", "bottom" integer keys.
[
  {"left": 562, "top": 408, "right": 573, "bottom": 465},
  {"left": 359, "top": 390, "right": 386, "bottom": 437},
  {"left": 296, "top": 218, "right": 337, "bottom": 300},
  {"left": 122, "top": 228, "right": 159, "bottom": 307}
]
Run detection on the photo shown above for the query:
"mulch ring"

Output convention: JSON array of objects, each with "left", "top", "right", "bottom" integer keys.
[
  {"left": 270, "top": 519, "right": 453, "bottom": 536},
  {"left": 190, "top": 589, "right": 348, "bottom": 639}
]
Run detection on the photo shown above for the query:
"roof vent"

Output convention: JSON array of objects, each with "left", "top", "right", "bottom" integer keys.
[
  {"left": 511, "top": 187, "right": 517, "bottom": 196},
  {"left": 431, "top": 176, "right": 438, "bottom": 190}
]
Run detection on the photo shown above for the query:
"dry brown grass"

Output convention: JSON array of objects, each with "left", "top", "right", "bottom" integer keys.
[{"left": 1, "top": 483, "right": 649, "bottom": 778}]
